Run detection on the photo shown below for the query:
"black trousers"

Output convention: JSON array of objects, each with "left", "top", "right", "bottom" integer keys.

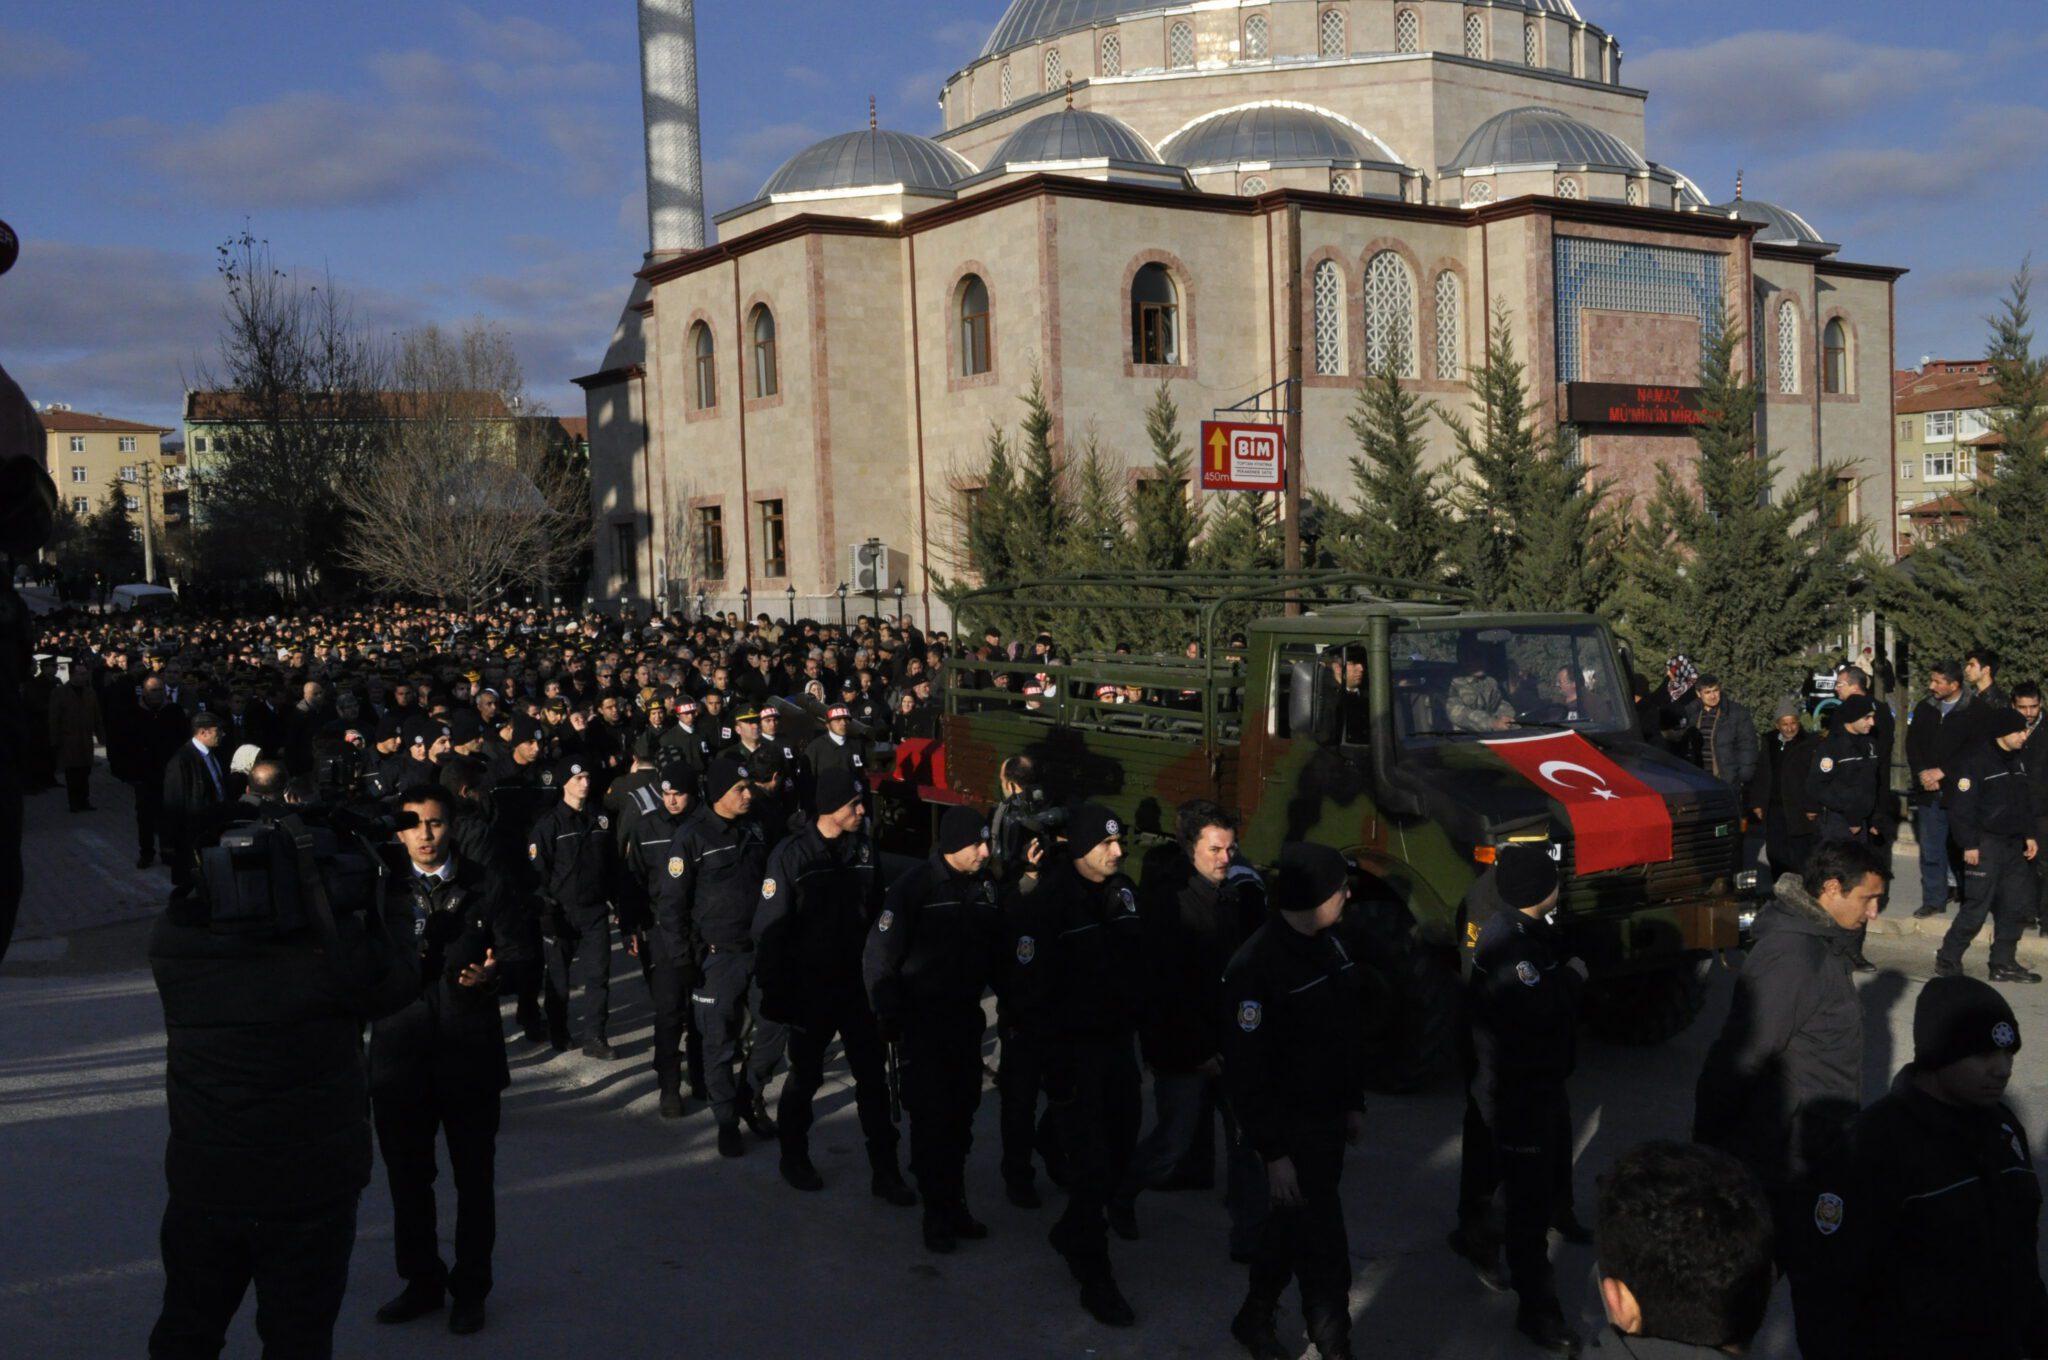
[
  {"left": 134, "top": 777, "right": 166, "bottom": 857},
  {"left": 148, "top": 1194, "right": 357, "bottom": 1360},
  {"left": 372, "top": 1089, "right": 500, "bottom": 1303},
  {"left": 996, "top": 1022, "right": 1056, "bottom": 1189},
  {"left": 64, "top": 764, "right": 92, "bottom": 810},
  {"left": 1764, "top": 807, "right": 1813, "bottom": 878},
  {"left": 1940, "top": 834, "right": 2033, "bottom": 969},
  {"left": 899, "top": 1007, "right": 985, "bottom": 1212},
  {"left": 1047, "top": 1033, "right": 1142, "bottom": 1270},
  {"left": 778, "top": 991, "right": 899, "bottom": 1170},
  {"left": 1457, "top": 1084, "right": 1573, "bottom": 1307},
  {"left": 1248, "top": 1115, "right": 1351, "bottom": 1355},
  {"left": 695, "top": 947, "right": 787, "bottom": 1128},
  {"left": 646, "top": 941, "right": 704, "bottom": 1095},
  {"left": 542, "top": 910, "right": 611, "bottom": 1044}
]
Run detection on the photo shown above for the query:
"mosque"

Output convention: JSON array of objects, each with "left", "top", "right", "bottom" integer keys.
[{"left": 579, "top": 0, "right": 1901, "bottom": 624}]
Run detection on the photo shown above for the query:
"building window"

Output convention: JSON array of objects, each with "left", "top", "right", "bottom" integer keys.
[
  {"left": 1899, "top": 418, "right": 1912, "bottom": 439},
  {"left": 1395, "top": 9, "right": 1420, "bottom": 53},
  {"left": 70, "top": 497, "right": 89, "bottom": 515},
  {"left": 1240, "top": 176, "right": 1267, "bottom": 195},
  {"left": 1465, "top": 12, "right": 1485, "bottom": 58},
  {"left": 1776, "top": 299, "right": 1799, "bottom": 395},
  {"left": 697, "top": 506, "right": 726, "bottom": 578},
  {"left": 1312, "top": 261, "right": 1344, "bottom": 376},
  {"left": 1243, "top": 14, "right": 1268, "bottom": 59},
  {"left": 1925, "top": 447, "right": 1955, "bottom": 479},
  {"left": 1524, "top": 22, "right": 1539, "bottom": 66},
  {"left": 1131, "top": 263, "right": 1180, "bottom": 366},
  {"left": 691, "top": 321, "right": 717, "bottom": 410},
  {"left": 1168, "top": 21, "right": 1194, "bottom": 69},
  {"left": 1330, "top": 173, "right": 1351, "bottom": 195},
  {"left": 120, "top": 465, "right": 137, "bottom": 482},
  {"left": 1823, "top": 319, "right": 1849, "bottom": 394},
  {"left": 750, "top": 305, "right": 779, "bottom": 398},
  {"left": 124, "top": 495, "right": 140, "bottom": 513},
  {"left": 614, "top": 522, "right": 639, "bottom": 595},
  {"left": 119, "top": 435, "right": 137, "bottom": 452},
  {"left": 1925, "top": 411, "right": 1956, "bottom": 440},
  {"left": 1434, "top": 271, "right": 1462, "bottom": 380},
  {"left": 1044, "top": 47, "right": 1063, "bottom": 91},
  {"left": 1625, "top": 180, "right": 1643, "bottom": 206},
  {"left": 68, "top": 435, "right": 84, "bottom": 453},
  {"left": 1101, "top": 33, "right": 1121, "bottom": 76},
  {"left": 1900, "top": 460, "right": 1916, "bottom": 481},
  {"left": 192, "top": 435, "right": 208, "bottom": 453},
  {"left": 1957, "top": 448, "right": 1977, "bottom": 480},
  {"left": 1320, "top": 8, "right": 1346, "bottom": 58},
  {"left": 1555, "top": 176, "right": 1581, "bottom": 199},
  {"left": 758, "top": 499, "right": 787, "bottom": 577},
  {"left": 958, "top": 274, "right": 991, "bottom": 376},
  {"left": 1463, "top": 180, "right": 1493, "bottom": 205},
  {"left": 1364, "top": 251, "right": 1416, "bottom": 378},
  {"left": 1000, "top": 64, "right": 1013, "bottom": 104},
  {"left": 70, "top": 466, "right": 87, "bottom": 483}
]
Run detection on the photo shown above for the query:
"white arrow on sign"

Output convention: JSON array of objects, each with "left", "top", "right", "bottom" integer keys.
[{"left": 1537, "top": 759, "right": 1620, "bottom": 801}]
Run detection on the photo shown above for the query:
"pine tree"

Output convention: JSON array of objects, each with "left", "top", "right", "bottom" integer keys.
[
  {"left": 1198, "top": 492, "right": 1282, "bottom": 570},
  {"left": 1619, "top": 314, "right": 1865, "bottom": 710},
  {"left": 1880, "top": 265, "right": 2048, "bottom": 680},
  {"left": 1010, "top": 371, "right": 1074, "bottom": 579},
  {"left": 1061, "top": 431, "right": 1130, "bottom": 652},
  {"left": 1325, "top": 359, "right": 1449, "bottom": 581},
  {"left": 1130, "top": 381, "right": 1202, "bottom": 572},
  {"left": 962, "top": 423, "right": 1019, "bottom": 590}
]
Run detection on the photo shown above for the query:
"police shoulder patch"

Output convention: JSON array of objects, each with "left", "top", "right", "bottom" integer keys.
[
  {"left": 877, "top": 908, "right": 894, "bottom": 932},
  {"left": 1515, "top": 960, "right": 1542, "bottom": 987},
  {"left": 541, "top": 770, "right": 554, "bottom": 786},
  {"left": 1118, "top": 886, "right": 1137, "bottom": 914},
  {"left": 1016, "top": 934, "right": 1036, "bottom": 965},
  {"left": 1818, "top": 756, "right": 1835, "bottom": 773},
  {"left": 667, "top": 855, "right": 685, "bottom": 879},
  {"left": 598, "top": 814, "right": 609, "bottom": 830},
  {"left": 761, "top": 878, "right": 778, "bottom": 900},
  {"left": 1813, "top": 1191, "right": 1844, "bottom": 1236},
  {"left": 1237, "top": 999, "right": 1263, "bottom": 1032},
  {"left": 1958, "top": 777, "right": 1973, "bottom": 792},
  {"left": 527, "top": 843, "right": 538, "bottom": 860}
]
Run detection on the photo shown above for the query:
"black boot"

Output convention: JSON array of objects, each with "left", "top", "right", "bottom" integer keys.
[
  {"left": 1078, "top": 1274, "right": 1135, "bottom": 1328},
  {"left": 1004, "top": 1173, "right": 1041, "bottom": 1209},
  {"left": 1516, "top": 1300, "right": 1583, "bottom": 1355},
  {"left": 742, "top": 1092, "right": 779, "bottom": 1139},
  {"left": 717, "top": 1124, "right": 746, "bottom": 1158},
  {"left": 447, "top": 1297, "right": 486, "bottom": 1335},
  {"left": 922, "top": 1210, "right": 957, "bottom": 1254},
  {"left": 947, "top": 1199, "right": 989, "bottom": 1240},
  {"left": 871, "top": 1164, "right": 918, "bottom": 1207},
  {"left": 1229, "top": 1297, "right": 1288, "bottom": 1360},
  {"left": 1991, "top": 961, "right": 2043, "bottom": 984},
  {"left": 1548, "top": 1210, "right": 1594, "bottom": 1246},
  {"left": 658, "top": 1087, "right": 686, "bottom": 1119},
  {"left": 780, "top": 1152, "right": 825, "bottom": 1191},
  {"left": 374, "top": 1283, "right": 444, "bottom": 1324},
  {"left": 1107, "top": 1197, "right": 1139, "bottom": 1241},
  {"left": 1447, "top": 1224, "right": 1510, "bottom": 1293}
]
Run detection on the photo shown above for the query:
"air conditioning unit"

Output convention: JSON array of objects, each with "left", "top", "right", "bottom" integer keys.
[{"left": 851, "top": 540, "right": 895, "bottom": 593}]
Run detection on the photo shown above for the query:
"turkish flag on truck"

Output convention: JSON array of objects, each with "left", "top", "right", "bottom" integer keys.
[{"left": 1479, "top": 731, "right": 1673, "bottom": 874}]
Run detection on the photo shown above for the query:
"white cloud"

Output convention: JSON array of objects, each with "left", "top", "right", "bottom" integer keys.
[
  {"left": 1633, "top": 32, "right": 1964, "bottom": 147},
  {"left": 1773, "top": 105, "right": 2048, "bottom": 217},
  {"left": 0, "top": 24, "right": 85, "bottom": 80}
]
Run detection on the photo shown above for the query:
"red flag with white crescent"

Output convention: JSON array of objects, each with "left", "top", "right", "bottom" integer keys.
[{"left": 1479, "top": 731, "right": 1673, "bottom": 874}]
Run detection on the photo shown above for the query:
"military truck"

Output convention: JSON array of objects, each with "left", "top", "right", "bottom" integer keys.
[{"left": 887, "top": 572, "right": 1746, "bottom": 1070}]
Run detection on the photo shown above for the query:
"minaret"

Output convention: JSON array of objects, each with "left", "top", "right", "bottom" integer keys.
[{"left": 638, "top": 0, "right": 704, "bottom": 256}]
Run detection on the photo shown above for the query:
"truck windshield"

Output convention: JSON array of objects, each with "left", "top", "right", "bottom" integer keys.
[{"left": 1389, "top": 622, "right": 1630, "bottom": 743}]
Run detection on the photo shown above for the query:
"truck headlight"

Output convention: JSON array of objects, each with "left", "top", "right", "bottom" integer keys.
[{"left": 1734, "top": 870, "right": 1760, "bottom": 893}]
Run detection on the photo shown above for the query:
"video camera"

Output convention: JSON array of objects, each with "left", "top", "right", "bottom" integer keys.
[
  {"left": 197, "top": 802, "right": 416, "bottom": 938},
  {"left": 994, "top": 784, "right": 1067, "bottom": 880}
]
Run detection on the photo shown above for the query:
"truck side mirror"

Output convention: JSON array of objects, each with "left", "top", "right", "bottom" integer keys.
[{"left": 1289, "top": 659, "right": 1341, "bottom": 746}]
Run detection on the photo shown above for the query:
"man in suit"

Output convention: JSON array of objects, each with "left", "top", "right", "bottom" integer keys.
[
  {"left": 116, "top": 674, "right": 191, "bottom": 870},
  {"left": 162, "top": 710, "right": 229, "bottom": 896}
]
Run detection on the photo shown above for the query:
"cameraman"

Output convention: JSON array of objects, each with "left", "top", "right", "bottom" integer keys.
[
  {"left": 989, "top": 755, "right": 1055, "bottom": 889},
  {"left": 147, "top": 793, "right": 416, "bottom": 1358}
]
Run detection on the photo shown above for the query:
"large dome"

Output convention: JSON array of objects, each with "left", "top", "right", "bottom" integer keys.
[
  {"left": 1162, "top": 103, "right": 1405, "bottom": 171},
  {"left": 760, "top": 128, "right": 974, "bottom": 198},
  {"left": 988, "top": 107, "right": 1160, "bottom": 169},
  {"left": 983, "top": 0, "right": 1580, "bottom": 58},
  {"left": 1445, "top": 106, "right": 1647, "bottom": 174},
  {"left": 1710, "top": 198, "right": 1830, "bottom": 249}
]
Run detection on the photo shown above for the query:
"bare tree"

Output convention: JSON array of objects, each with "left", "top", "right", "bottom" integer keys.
[{"left": 338, "top": 322, "right": 586, "bottom": 611}]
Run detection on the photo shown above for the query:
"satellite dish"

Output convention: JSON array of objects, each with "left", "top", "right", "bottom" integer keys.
[{"left": 0, "top": 220, "right": 17, "bottom": 277}]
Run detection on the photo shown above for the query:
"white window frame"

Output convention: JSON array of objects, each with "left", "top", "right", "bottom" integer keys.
[
  {"left": 1924, "top": 446, "right": 1956, "bottom": 480},
  {"left": 70, "top": 466, "right": 87, "bottom": 483},
  {"left": 119, "top": 465, "right": 137, "bottom": 483},
  {"left": 118, "top": 435, "right": 137, "bottom": 452},
  {"left": 1924, "top": 411, "right": 1956, "bottom": 441},
  {"left": 1899, "top": 460, "right": 1916, "bottom": 482},
  {"left": 68, "top": 435, "right": 84, "bottom": 453},
  {"left": 1957, "top": 447, "right": 1977, "bottom": 480},
  {"left": 70, "top": 497, "right": 89, "bottom": 515}
]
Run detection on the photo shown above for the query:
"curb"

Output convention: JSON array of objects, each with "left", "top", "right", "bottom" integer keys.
[{"left": 1865, "top": 911, "right": 2048, "bottom": 962}]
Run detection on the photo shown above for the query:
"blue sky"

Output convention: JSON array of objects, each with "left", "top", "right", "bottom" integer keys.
[{"left": 1, "top": 0, "right": 2041, "bottom": 429}]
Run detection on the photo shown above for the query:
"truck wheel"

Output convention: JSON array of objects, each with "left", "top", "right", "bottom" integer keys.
[
  {"left": 1349, "top": 892, "right": 1461, "bottom": 1092},
  {"left": 1581, "top": 954, "right": 1714, "bottom": 1045}
]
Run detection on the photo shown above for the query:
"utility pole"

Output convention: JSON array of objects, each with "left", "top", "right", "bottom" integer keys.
[{"left": 137, "top": 461, "right": 157, "bottom": 585}]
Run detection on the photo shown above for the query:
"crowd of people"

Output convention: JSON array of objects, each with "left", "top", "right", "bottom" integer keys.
[{"left": 21, "top": 598, "right": 2048, "bottom": 1359}]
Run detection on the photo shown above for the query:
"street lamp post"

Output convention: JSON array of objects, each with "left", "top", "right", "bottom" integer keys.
[
  {"left": 892, "top": 582, "right": 905, "bottom": 625},
  {"left": 741, "top": 585, "right": 752, "bottom": 623},
  {"left": 785, "top": 583, "right": 796, "bottom": 626},
  {"left": 836, "top": 582, "right": 848, "bottom": 632},
  {"left": 695, "top": 590, "right": 707, "bottom": 620}
]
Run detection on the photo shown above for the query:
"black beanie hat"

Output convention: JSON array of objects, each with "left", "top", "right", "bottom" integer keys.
[
  {"left": 657, "top": 762, "right": 697, "bottom": 798},
  {"left": 553, "top": 755, "right": 590, "bottom": 785},
  {"left": 1914, "top": 974, "right": 2021, "bottom": 1071},
  {"left": 703, "top": 756, "right": 747, "bottom": 805},
  {"left": 508, "top": 716, "right": 545, "bottom": 746},
  {"left": 814, "top": 766, "right": 861, "bottom": 813},
  {"left": 1835, "top": 694, "right": 1876, "bottom": 724},
  {"left": 1275, "top": 842, "right": 1350, "bottom": 909},
  {"left": 937, "top": 805, "right": 988, "bottom": 855},
  {"left": 1067, "top": 802, "right": 1124, "bottom": 859},
  {"left": 1497, "top": 842, "right": 1561, "bottom": 911},
  {"left": 1985, "top": 706, "right": 2029, "bottom": 739}
]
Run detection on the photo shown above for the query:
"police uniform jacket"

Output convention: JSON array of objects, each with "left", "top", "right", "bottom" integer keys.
[
  {"left": 368, "top": 854, "right": 511, "bottom": 1103},
  {"left": 624, "top": 806, "right": 696, "bottom": 963},
  {"left": 1138, "top": 860, "right": 1268, "bottom": 1074},
  {"left": 676, "top": 805, "right": 767, "bottom": 951},
  {"left": 1466, "top": 904, "right": 1580, "bottom": 1121},
  {"left": 1949, "top": 741, "right": 2034, "bottom": 850},
  {"left": 1221, "top": 917, "right": 1373, "bottom": 1162},
  {"left": 753, "top": 820, "right": 882, "bottom": 1014},
  {"left": 995, "top": 876, "right": 1059, "bottom": 1034},
  {"left": 528, "top": 800, "right": 615, "bottom": 925},
  {"left": 364, "top": 749, "right": 410, "bottom": 802},
  {"left": 1810, "top": 727, "right": 1880, "bottom": 823},
  {"left": 1805, "top": 1065, "right": 2048, "bottom": 1360},
  {"left": 863, "top": 854, "right": 1002, "bottom": 1029},
  {"left": 1034, "top": 859, "right": 1145, "bottom": 1044}
]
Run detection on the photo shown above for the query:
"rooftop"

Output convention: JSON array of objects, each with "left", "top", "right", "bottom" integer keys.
[
  {"left": 35, "top": 409, "right": 172, "bottom": 435},
  {"left": 1895, "top": 370, "right": 1999, "bottom": 416}
]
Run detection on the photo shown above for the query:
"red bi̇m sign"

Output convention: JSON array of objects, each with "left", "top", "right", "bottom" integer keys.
[{"left": 1199, "top": 420, "right": 1286, "bottom": 492}]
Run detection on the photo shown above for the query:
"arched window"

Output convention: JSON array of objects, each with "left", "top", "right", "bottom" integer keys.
[
  {"left": 1464, "top": 12, "right": 1485, "bottom": 59},
  {"left": 1395, "top": 9, "right": 1421, "bottom": 53},
  {"left": 1243, "top": 14, "right": 1269, "bottom": 59},
  {"left": 1312, "top": 260, "right": 1344, "bottom": 377},
  {"left": 1044, "top": 47, "right": 1063, "bottom": 91},
  {"left": 1524, "top": 22, "right": 1539, "bottom": 66},
  {"left": 1555, "top": 176, "right": 1581, "bottom": 199},
  {"left": 1168, "top": 21, "right": 1195, "bottom": 69},
  {"left": 1776, "top": 299, "right": 1800, "bottom": 395},
  {"left": 1131, "top": 263, "right": 1180, "bottom": 366},
  {"left": 691, "top": 321, "right": 717, "bottom": 410},
  {"left": 1101, "top": 33, "right": 1121, "bottom": 76},
  {"left": 1319, "top": 8, "right": 1346, "bottom": 58},
  {"left": 1625, "top": 180, "right": 1643, "bottom": 206},
  {"left": 1364, "top": 251, "right": 1416, "bottom": 377},
  {"left": 1434, "top": 271, "right": 1462, "bottom": 380},
  {"left": 1330, "top": 172, "right": 1352, "bottom": 195},
  {"left": 1463, "top": 180, "right": 1493, "bottom": 205},
  {"left": 1824, "top": 319, "right": 1850, "bottom": 394},
  {"left": 1000, "top": 64, "right": 1013, "bottom": 104},
  {"left": 959, "top": 274, "right": 991, "bottom": 377},
  {"left": 1240, "top": 176, "right": 1267, "bottom": 195},
  {"left": 750, "top": 304, "right": 778, "bottom": 398}
]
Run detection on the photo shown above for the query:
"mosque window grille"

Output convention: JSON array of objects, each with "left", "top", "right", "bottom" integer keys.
[
  {"left": 1364, "top": 251, "right": 1416, "bottom": 378},
  {"left": 1241, "top": 176, "right": 1267, "bottom": 195},
  {"left": 1101, "top": 33, "right": 1121, "bottom": 76},
  {"left": 1169, "top": 22, "right": 1195, "bottom": 69},
  {"left": 1330, "top": 172, "right": 1351, "bottom": 195},
  {"left": 1625, "top": 180, "right": 1643, "bottom": 207},
  {"left": 1395, "top": 9, "right": 1420, "bottom": 53},
  {"left": 1001, "top": 64, "right": 1013, "bottom": 104},
  {"left": 1777, "top": 300, "right": 1800, "bottom": 395},
  {"left": 1555, "top": 176, "right": 1581, "bottom": 199},
  {"left": 1243, "top": 14, "right": 1269, "bottom": 60},
  {"left": 1319, "top": 8, "right": 1346, "bottom": 58},
  {"left": 1434, "top": 271, "right": 1462, "bottom": 380},
  {"left": 1313, "top": 261, "right": 1344, "bottom": 376},
  {"left": 1463, "top": 180, "right": 1493, "bottom": 205},
  {"left": 1044, "top": 48, "right": 1063, "bottom": 92},
  {"left": 1552, "top": 237, "right": 1725, "bottom": 384},
  {"left": 1524, "top": 22, "right": 1539, "bottom": 66},
  {"left": 1464, "top": 12, "right": 1485, "bottom": 59}
]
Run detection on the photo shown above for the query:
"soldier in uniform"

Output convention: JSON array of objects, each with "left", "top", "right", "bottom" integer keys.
[
  {"left": 1812, "top": 695, "right": 1882, "bottom": 842},
  {"left": 363, "top": 714, "right": 409, "bottom": 801},
  {"left": 748, "top": 706, "right": 804, "bottom": 834},
  {"left": 1222, "top": 843, "right": 1374, "bottom": 1360},
  {"left": 1451, "top": 842, "right": 1585, "bottom": 1355},
  {"left": 1446, "top": 636, "right": 1516, "bottom": 733},
  {"left": 527, "top": 756, "right": 619, "bottom": 1057},
  {"left": 864, "top": 805, "right": 1004, "bottom": 1252},
  {"left": 659, "top": 695, "right": 712, "bottom": 774},
  {"left": 803, "top": 703, "right": 872, "bottom": 794},
  {"left": 622, "top": 762, "right": 704, "bottom": 1116},
  {"left": 752, "top": 767, "right": 916, "bottom": 1203},
  {"left": 1937, "top": 706, "right": 2042, "bottom": 984},
  {"left": 679, "top": 756, "right": 784, "bottom": 1157}
]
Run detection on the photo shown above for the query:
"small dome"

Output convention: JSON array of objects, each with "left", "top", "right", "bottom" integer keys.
[
  {"left": 982, "top": 0, "right": 1160, "bottom": 58},
  {"left": 1163, "top": 103, "right": 1405, "bottom": 171},
  {"left": 1709, "top": 198, "right": 1827, "bottom": 248},
  {"left": 988, "top": 107, "right": 1159, "bottom": 169},
  {"left": 760, "top": 128, "right": 973, "bottom": 198},
  {"left": 1655, "top": 164, "right": 1711, "bottom": 211},
  {"left": 1445, "top": 106, "right": 1647, "bottom": 174}
]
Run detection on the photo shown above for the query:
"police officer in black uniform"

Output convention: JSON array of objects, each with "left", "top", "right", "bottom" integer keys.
[
  {"left": 1034, "top": 803, "right": 1146, "bottom": 1327},
  {"left": 680, "top": 755, "right": 785, "bottom": 1157},
  {"left": 753, "top": 766, "right": 916, "bottom": 1203},
  {"left": 368, "top": 785, "right": 509, "bottom": 1337},
  {"left": 483, "top": 717, "right": 551, "bottom": 1041},
  {"left": 1937, "top": 706, "right": 2043, "bottom": 984},
  {"left": 864, "top": 804, "right": 1004, "bottom": 1253},
  {"left": 1452, "top": 842, "right": 1585, "bottom": 1355},
  {"left": 1812, "top": 695, "right": 1882, "bottom": 842},
  {"left": 1222, "top": 843, "right": 1375, "bottom": 1360},
  {"left": 528, "top": 755, "right": 619, "bottom": 1057},
  {"left": 622, "top": 761, "right": 704, "bottom": 1116},
  {"left": 362, "top": 713, "right": 409, "bottom": 801}
]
